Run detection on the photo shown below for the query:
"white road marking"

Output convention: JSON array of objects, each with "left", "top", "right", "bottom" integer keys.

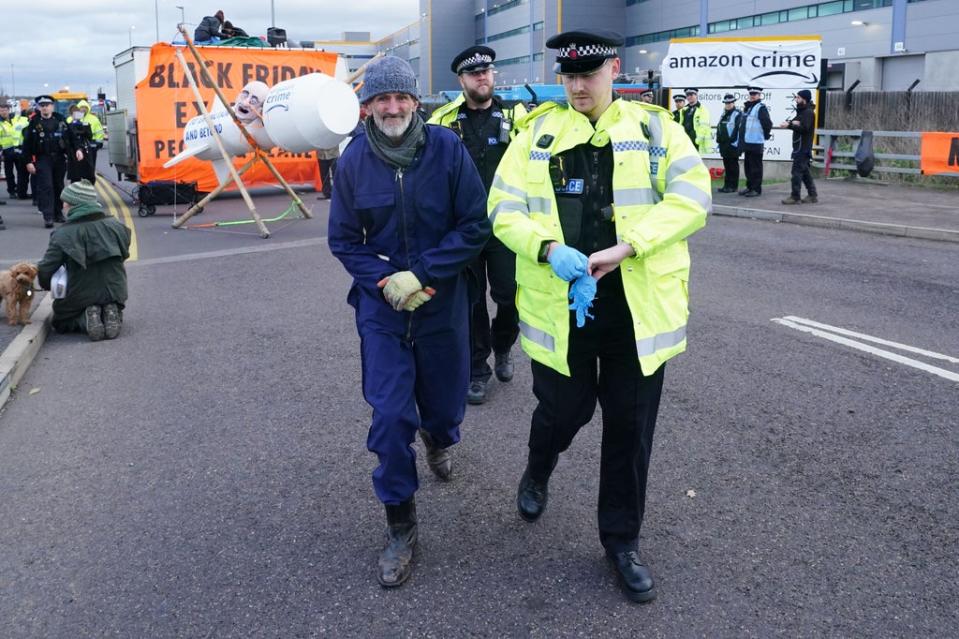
[
  {"left": 771, "top": 317, "right": 959, "bottom": 383},
  {"left": 129, "top": 237, "right": 329, "bottom": 267},
  {"left": 781, "top": 316, "right": 959, "bottom": 365}
]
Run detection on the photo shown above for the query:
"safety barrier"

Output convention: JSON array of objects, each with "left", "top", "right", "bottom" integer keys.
[{"left": 813, "top": 129, "right": 924, "bottom": 177}]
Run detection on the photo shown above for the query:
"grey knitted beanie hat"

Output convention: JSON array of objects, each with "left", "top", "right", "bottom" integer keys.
[{"left": 359, "top": 56, "right": 419, "bottom": 103}]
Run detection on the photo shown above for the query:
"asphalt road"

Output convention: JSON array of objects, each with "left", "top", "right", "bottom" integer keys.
[{"left": 1, "top": 198, "right": 957, "bottom": 637}]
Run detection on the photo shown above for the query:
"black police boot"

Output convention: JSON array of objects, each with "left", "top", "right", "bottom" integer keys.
[
  {"left": 494, "top": 351, "right": 514, "bottom": 382},
  {"left": 418, "top": 428, "right": 452, "bottom": 481},
  {"left": 378, "top": 498, "right": 418, "bottom": 588},
  {"left": 607, "top": 550, "right": 657, "bottom": 603},
  {"left": 516, "top": 468, "right": 550, "bottom": 522},
  {"left": 0, "top": 215, "right": 5, "bottom": 230},
  {"left": 467, "top": 379, "right": 487, "bottom": 405}
]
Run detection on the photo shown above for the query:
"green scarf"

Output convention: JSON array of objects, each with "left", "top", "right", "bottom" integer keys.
[
  {"left": 365, "top": 112, "right": 426, "bottom": 169},
  {"left": 66, "top": 202, "right": 105, "bottom": 221}
]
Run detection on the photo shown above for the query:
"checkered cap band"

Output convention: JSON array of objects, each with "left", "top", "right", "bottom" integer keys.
[
  {"left": 558, "top": 44, "right": 617, "bottom": 60},
  {"left": 456, "top": 53, "right": 494, "bottom": 73}
]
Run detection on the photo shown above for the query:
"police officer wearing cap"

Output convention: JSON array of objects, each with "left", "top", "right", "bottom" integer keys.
[
  {"left": 429, "top": 46, "right": 527, "bottom": 405},
  {"left": 639, "top": 88, "right": 654, "bottom": 104},
  {"left": 671, "top": 94, "right": 686, "bottom": 124},
  {"left": 716, "top": 93, "right": 743, "bottom": 193},
  {"left": 23, "top": 95, "right": 79, "bottom": 228},
  {"left": 738, "top": 86, "right": 772, "bottom": 197},
  {"left": 681, "top": 88, "right": 712, "bottom": 154},
  {"left": 489, "top": 29, "right": 710, "bottom": 604}
]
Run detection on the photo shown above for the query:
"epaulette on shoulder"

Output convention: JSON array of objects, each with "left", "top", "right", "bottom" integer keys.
[{"left": 515, "top": 101, "right": 562, "bottom": 131}]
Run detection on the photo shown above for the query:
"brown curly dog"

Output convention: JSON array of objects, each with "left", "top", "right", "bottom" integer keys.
[{"left": 0, "top": 261, "right": 39, "bottom": 326}]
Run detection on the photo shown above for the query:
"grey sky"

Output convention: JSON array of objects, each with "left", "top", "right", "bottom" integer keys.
[{"left": 2, "top": 1, "right": 418, "bottom": 99}]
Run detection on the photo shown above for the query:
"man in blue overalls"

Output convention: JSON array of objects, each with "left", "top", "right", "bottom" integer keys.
[{"left": 328, "top": 56, "right": 490, "bottom": 588}]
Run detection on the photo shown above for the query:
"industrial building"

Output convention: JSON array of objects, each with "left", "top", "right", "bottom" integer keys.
[{"left": 319, "top": 0, "right": 959, "bottom": 95}]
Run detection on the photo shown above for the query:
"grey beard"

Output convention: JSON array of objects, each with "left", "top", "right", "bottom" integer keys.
[{"left": 373, "top": 111, "right": 413, "bottom": 142}]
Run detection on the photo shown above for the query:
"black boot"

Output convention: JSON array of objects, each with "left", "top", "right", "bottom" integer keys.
[
  {"left": 516, "top": 468, "right": 549, "bottom": 522},
  {"left": 494, "top": 351, "right": 514, "bottom": 382},
  {"left": 378, "top": 498, "right": 417, "bottom": 588},
  {"left": 418, "top": 429, "right": 452, "bottom": 481},
  {"left": 607, "top": 550, "right": 657, "bottom": 603}
]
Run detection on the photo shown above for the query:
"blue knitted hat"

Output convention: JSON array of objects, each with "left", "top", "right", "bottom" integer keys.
[{"left": 359, "top": 56, "right": 419, "bottom": 103}]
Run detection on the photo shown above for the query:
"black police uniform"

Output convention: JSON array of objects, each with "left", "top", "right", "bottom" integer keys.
[
  {"left": 447, "top": 46, "right": 521, "bottom": 389},
  {"left": 23, "top": 98, "right": 73, "bottom": 225},
  {"left": 716, "top": 96, "right": 743, "bottom": 192},
  {"left": 523, "top": 30, "right": 666, "bottom": 572},
  {"left": 67, "top": 118, "right": 96, "bottom": 183}
]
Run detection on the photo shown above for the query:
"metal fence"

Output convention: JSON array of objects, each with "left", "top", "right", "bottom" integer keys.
[
  {"left": 813, "top": 129, "right": 928, "bottom": 177},
  {"left": 822, "top": 91, "right": 958, "bottom": 132}
]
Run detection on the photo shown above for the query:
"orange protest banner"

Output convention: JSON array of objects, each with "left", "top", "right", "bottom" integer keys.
[
  {"left": 135, "top": 43, "right": 340, "bottom": 191},
  {"left": 920, "top": 132, "right": 959, "bottom": 177}
]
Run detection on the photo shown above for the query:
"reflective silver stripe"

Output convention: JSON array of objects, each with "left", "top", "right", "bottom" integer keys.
[
  {"left": 519, "top": 320, "right": 555, "bottom": 352},
  {"left": 526, "top": 196, "right": 553, "bottom": 215},
  {"left": 490, "top": 199, "right": 529, "bottom": 223},
  {"left": 532, "top": 114, "right": 548, "bottom": 139},
  {"left": 665, "top": 154, "right": 703, "bottom": 183},
  {"left": 492, "top": 175, "right": 527, "bottom": 199},
  {"left": 666, "top": 180, "right": 712, "bottom": 211},
  {"left": 614, "top": 187, "right": 656, "bottom": 206},
  {"left": 635, "top": 325, "right": 686, "bottom": 357}
]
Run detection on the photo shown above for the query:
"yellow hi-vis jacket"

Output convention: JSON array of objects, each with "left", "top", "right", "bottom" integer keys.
[
  {"left": 0, "top": 115, "right": 29, "bottom": 149},
  {"left": 488, "top": 99, "right": 711, "bottom": 376},
  {"left": 427, "top": 92, "right": 528, "bottom": 135},
  {"left": 685, "top": 102, "right": 712, "bottom": 154}
]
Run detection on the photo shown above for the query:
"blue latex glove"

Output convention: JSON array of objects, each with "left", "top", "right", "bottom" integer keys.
[
  {"left": 547, "top": 244, "right": 588, "bottom": 281},
  {"left": 568, "top": 274, "right": 597, "bottom": 328}
]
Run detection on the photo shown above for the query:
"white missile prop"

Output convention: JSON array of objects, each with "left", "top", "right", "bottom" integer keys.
[{"left": 163, "top": 74, "right": 359, "bottom": 185}]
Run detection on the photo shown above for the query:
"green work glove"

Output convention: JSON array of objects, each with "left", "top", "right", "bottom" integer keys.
[
  {"left": 402, "top": 289, "right": 434, "bottom": 312},
  {"left": 379, "top": 271, "right": 424, "bottom": 311}
]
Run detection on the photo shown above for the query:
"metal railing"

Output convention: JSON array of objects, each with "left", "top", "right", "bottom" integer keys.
[{"left": 813, "top": 129, "right": 926, "bottom": 177}]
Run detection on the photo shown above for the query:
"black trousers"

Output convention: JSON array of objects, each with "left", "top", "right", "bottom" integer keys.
[
  {"left": 720, "top": 150, "right": 740, "bottom": 190},
  {"left": 790, "top": 151, "right": 817, "bottom": 199},
  {"left": 470, "top": 235, "right": 519, "bottom": 382},
  {"left": 527, "top": 292, "right": 665, "bottom": 553},
  {"left": 318, "top": 157, "right": 337, "bottom": 197},
  {"left": 3, "top": 148, "right": 28, "bottom": 197},
  {"left": 86, "top": 146, "right": 99, "bottom": 185},
  {"left": 742, "top": 144, "right": 764, "bottom": 193},
  {"left": 35, "top": 155, "right": 67, "bottom": 222}
]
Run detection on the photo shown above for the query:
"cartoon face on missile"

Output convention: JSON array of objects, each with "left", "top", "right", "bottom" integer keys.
[
  {"left": 234, "top": 81, "right": 269, "bottom": 124},
  {"left": 163, "top": 73, "right": 359, "bottom": 185}
]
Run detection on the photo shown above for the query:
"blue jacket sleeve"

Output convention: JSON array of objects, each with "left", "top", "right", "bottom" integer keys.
[
  {"left": 327, "top": 151, "right": 396, "bottom": 287},
  {"left": 410, "top": 138, "right": 491, "bottom": 285}
]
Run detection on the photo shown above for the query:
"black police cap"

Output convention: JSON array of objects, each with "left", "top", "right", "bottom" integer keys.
[
  {"left": 684, "top": 88, "right": 699, "bottom": 96},
  {"left": 545, "top": 29, "right": 623, "bottom": 75},
  {"left": 673, "top": 94, "right": 686, "bottom": 102},
  {"left": 451, "top": 46, "right": 496, "bottom": 74},
  {"left": 640, "top": 88, "right": 654, "bottom": 96},
  {"left": 722, "top": 93, "right": 736, "bottom": 103},
  {"left": 35, "top": 94, "right": 55, "bottom": 104},
  {"left": 747, "top": 86, "right": 763, "bottom": 94}
]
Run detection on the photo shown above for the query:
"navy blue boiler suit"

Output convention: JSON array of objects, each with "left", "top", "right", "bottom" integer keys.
[{"left": 328, "top": 124, "right": 491, "bottom": 505}]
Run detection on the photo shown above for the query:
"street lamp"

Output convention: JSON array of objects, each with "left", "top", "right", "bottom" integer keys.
[
  {"left": 129, "top": 25, "right": 136, "bottom": 48},
  {"left": 271, "top": 0, "right": 275, "bottom": 28},
  {"left": 155, "top": 0, "right": 160, "bottom": 42}
]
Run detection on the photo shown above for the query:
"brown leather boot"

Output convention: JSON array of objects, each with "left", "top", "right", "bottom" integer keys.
[
  {"left": 418, "top": 429, "right": 452, "bottom": 481},
  {"left": 377, "top": 498, "right": 417, "bottom": 587}
]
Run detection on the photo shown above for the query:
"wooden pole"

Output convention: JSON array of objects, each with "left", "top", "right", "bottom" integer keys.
[
  {"left": 171, "top": 157, "right": 255, "bottom": 228},
  {"left": 346, "top": 52, "right": 383, "bottom": 85},
  {"left": 174, "top": 48, "right": 271, "bottom": 238}
]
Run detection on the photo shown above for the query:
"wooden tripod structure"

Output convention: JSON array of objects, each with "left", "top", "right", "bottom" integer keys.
[{"left": 170, "top": 25, "right": 313, "bottom": 238}]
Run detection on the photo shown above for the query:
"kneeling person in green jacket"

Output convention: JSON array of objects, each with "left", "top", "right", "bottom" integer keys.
[{"left": 37, "top": 179, "right": 131, "bottom": 341}]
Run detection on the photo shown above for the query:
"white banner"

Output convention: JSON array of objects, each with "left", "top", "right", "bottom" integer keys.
[
  {"left": 661, "top": 38, "right": 822, "bottom": 90},
  {"left": 670, "top": 88, "right": 819, "bottom": 161}
]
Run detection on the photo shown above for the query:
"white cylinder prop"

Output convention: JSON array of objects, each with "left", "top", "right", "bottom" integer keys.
[{"left": 263, "top": 73, "right": 359, "bottom": 153}]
